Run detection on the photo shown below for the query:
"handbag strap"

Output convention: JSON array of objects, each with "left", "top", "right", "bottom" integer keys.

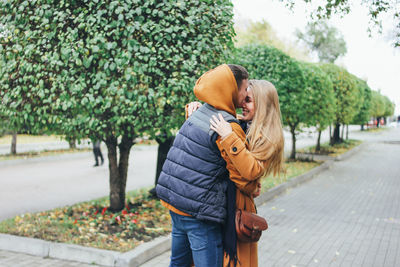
[{"left": 243, "top": 198, "right": 258, "bottom": 214}]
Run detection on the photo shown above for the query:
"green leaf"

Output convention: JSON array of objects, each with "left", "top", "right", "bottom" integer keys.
[{"left": 83, "top": 56, "right": 92, "bottom": 69}]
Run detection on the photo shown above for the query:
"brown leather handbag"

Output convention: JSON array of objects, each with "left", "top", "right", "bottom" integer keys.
[{"left": 235, "top": 209, "right": 268, "bottom": 242}]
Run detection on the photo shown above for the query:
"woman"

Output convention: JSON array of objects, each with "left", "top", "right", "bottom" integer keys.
[
  {"left": 189, "top": 79, "right": 284, "bottom": 266},
  {"left": 214, "top": 79, "right": 284, "bottom": 267}
]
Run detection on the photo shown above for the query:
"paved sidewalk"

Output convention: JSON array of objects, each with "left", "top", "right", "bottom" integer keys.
[
  {"left": 142, "top": 128, "right": 400, "bottom": 266},
  {"left": 0, "top": 250, "right": 96, "bottom": 266},
  {"left": 256, "top": 140, "right": 400, "bottom": 266}
]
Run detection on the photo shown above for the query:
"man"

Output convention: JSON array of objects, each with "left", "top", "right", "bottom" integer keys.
[
  {"left": 92, "top": 140, "right": 104, "bottom": 167},
  {"left": 156, "top": 64, "right": 248, "bottom": 266}
]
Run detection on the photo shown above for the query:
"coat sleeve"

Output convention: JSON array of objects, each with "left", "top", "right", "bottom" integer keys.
[
  {"left": 218, "top": 123, "right": 265, "bottom": 181},
  {"left": 216, "top": 123, "right": 266, "bottom": 195}
]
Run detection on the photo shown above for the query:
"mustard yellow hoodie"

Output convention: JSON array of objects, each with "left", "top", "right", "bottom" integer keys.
[
  {"left": 194, "top": 64, "right": 238, "bottom": 116},
  {"left": 194, "top": 64, "right": 265, "bottom": 195}
]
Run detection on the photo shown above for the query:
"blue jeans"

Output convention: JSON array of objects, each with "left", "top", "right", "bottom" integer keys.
[{"left": 169, "top": 211, "right": 223, "bottom": 267}]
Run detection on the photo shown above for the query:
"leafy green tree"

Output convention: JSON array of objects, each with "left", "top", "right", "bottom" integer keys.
[
  {"left": 320, "top": 64, "right": 359, "bottom": 144},
  {"left": 383, "top": 95, "right": 395, "bottom": 117},
  {"left": 0, "top": 0, "right": 235, "bottom": 211},
  {"left": 0, "top": 112, "right": 9, "bottom": 137},
  {"left": 295, "top": 21, "right": 346, "bottom": 144},
  {"left": 278, "top": 0, "right": 400, "bottom": 47},
  {"left": 370, "top": 91, "right": 395, "bottom": 127},
  {"left": 368, "top": 91, "right": 394, "bottom": 127},
  {"left": 296, "top": 21, "right": 347, "bottom": 63},
  {"left": 235, "top": 20, "right": 281, "bottom": 47},
  {"left": 382, "top": 95, "right": 395, "bottom": 125},
  {"left": 351, "top": 79, "right": 372, "bottom": 130},
  {"left": 0, "top": 96, "right": 8, "bottom": 137},
  {"left": 232, "top": 44, "right": 307, "bottom": 159},
  {"left": 0, "top": 100, "right": 21, "bottom": 155},
  {"left": 299, "top": 62, "right": 336, "bottom": 151},
  {"left": 235, "top": 19, "right": 310, "bottom": 61},
  {"left": 370, "top": 90, "right": 386, "bottom": 127},
  {"left": 342, "top": 73, "right": 365, "bottom": 138}
]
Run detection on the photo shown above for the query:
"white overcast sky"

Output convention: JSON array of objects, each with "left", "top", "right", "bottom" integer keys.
[{"left": 232, "top": 0, "right": 400, "bottom": 115}]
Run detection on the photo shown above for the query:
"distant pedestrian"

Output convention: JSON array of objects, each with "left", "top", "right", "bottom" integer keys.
[{"left": 92, "top": 140, "right": 104, "bottom": 167}]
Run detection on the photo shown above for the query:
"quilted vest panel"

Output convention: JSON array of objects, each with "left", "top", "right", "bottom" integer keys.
[{"left": 156, "top": 104, "right": 238, "bottom": 223}]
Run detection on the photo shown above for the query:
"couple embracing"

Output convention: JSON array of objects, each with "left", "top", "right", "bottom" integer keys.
[{"left": 156, "top": 64, "right": 284, "bottom": 267}]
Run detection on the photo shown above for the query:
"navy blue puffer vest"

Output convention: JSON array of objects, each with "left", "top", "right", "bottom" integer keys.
[{"left": 156, "top": 104, "right": 238, "bottom": 224}]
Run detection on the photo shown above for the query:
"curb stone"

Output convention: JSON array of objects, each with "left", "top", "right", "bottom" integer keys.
[
  {"left": 255, "top": 159, "right": 334, "bottom": 206},
  {"left": 115, "top": 235, "right": 170, "bottom": 267},
  {"left": 0, "top": 233, "right": 170, "bottom": 267},
  {"left": 0, "top": 233, "right": 49, "bottom": 257},
  {"left": 0, "top": 143, "right": 365, "bottom": 266},
  {"left": 334, "top": 142, "right": 365, "bottom": 161}
]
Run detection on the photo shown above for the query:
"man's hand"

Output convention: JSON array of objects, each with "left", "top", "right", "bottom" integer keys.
[
  {"left": 210, "top": 113, "right": 232, "bottom": 139},
  {"left": 186, "top": 101, "right": 202, "bottom": 118}
]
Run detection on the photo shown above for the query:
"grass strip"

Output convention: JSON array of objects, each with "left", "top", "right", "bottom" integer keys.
[
  {"left": 0, "top": 188, "right": 171, "bottom": 252},
  {"left": 261, "top": 160, "right": 321, "bottom": 194},
  {"left": 298, "top": 139, "right": 362, "bottom": 157}
]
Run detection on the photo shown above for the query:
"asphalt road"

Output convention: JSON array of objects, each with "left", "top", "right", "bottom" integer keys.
[{"left": 0, "top": 145, "right": 157, "bottom": 221}]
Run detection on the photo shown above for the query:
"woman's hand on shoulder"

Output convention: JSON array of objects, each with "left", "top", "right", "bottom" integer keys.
[
  {"left": 210, "top": 113, "right": 232, "bottom": 139},
  {"left": 186, "top": 101, "right": 202, "bottom": 118}
]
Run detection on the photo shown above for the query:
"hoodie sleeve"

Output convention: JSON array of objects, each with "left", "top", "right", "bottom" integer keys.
[{"left": 216, "top": 123, "right": 266, "bottom": 195}]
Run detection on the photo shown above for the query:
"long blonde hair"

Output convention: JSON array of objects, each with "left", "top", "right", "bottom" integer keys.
[{"left": 246, "top": 80, "right": 284, "bottom": 177}]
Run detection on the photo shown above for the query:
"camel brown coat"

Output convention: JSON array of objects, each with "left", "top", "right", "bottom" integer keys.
[{"left": 218, "top": 127, "right": 266, "bottom": 267}]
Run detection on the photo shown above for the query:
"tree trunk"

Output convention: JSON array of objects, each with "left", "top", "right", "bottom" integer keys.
[
  {"left": 361, "top": 124, "right": 364, "bottom": 131},
  {"left": 68, "top": 138, "right": 76, "bottom": 149},
  {"left": 11, "top": 132, "right": 17, "bottom": 155},
  {"left": 149, "top": 135, "right": 175, "bottom": 196},
  {"left": 331, "top": 123, "right": 341, "bottom": 145},
  {"left": 290, "top": 126, "right": 296, "bottom": 160},
  {"left": 329, "top": 125, "right": 332, "bottom": 143},
  {"left": 106, "top": 135, "right": 134, "bottom": 212},
  {"left": 117, "top": 135, "right": 133, "bottom": 209},
  {"left": 316, "top": 130, "right": 322, "bottom": 152},
  {"left": 376, "top": 117, "right": 380, "bottom": 128},
  {"left": 346, "top": 124, "right": 349, "bottom": 140}
]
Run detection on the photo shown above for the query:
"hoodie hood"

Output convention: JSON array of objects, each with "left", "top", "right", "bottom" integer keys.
[{"left": 194, "top": 64, "right": 238, "bottom": 116}]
